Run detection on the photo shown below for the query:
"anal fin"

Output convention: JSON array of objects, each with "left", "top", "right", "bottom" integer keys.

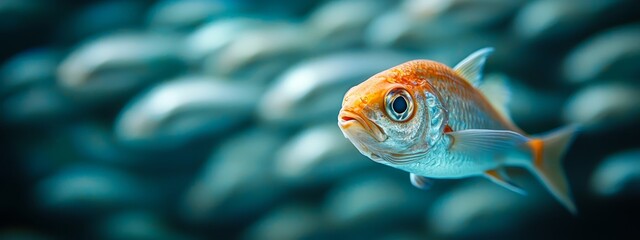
[{"left": 484, "top": 168, "right": 526, "bottom": 195}]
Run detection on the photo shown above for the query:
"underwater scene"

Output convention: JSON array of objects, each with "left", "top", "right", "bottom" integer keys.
[{"left": 1, "top": 0, "right": 640, "bottom": 239}]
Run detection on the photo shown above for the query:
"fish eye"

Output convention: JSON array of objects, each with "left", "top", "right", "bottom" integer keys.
[{"left": 385, "top": 88, "right": 414, "bottom": 121}]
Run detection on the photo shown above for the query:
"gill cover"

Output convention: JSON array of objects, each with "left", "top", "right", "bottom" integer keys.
[{"left": 425, "top": 91, "right": 447, "bottom": 146}]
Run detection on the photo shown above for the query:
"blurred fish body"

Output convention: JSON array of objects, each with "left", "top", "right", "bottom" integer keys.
[
  {"left": 274, "top": 124, "right": 373, "bottom": 187},
  {"left": 563, "top": 23, "right": 640, "bottom": 84},
  {"left": 367, "top": 0, "right": 520, "bottom": 48},
  {"left": 244, "top": 203, "right": 322, "bottom": 240},
  {"left": 259, "top": 50, "right": 416, "bottom": 126},
  {"left": 97, "top": 211, "right": 196, "bottom": 240},
  {"left": 563, "top": 82, "right": 640, "bottom": 130},
  {"left": 428, "top": 180, "right": 540, "bottom": 237},
  {"left": 185, "top": 18, "right": 266, "bottom": 65},
  {"left": 203, "top": 22, "right": 311, "bottom": 77},
  {"left": 306, "top": 0, "right": 391, "bottom": 50},
  {"left": 1, "top": 48, "right": 60, "bottom": 97},
  {"left": 35, "top": 165, "right": 144, "bottom": 216},
  {"left": 58, "top": 32, "right": 185, "bottom": 101},
  {"left": 1, "top": 48, "right": 75, "bottom": 124},
  {"left": 323, "top": 172, "right": 428, "bottom": 230},
  {"left": 337, "top": 48, "right": 578, "bottom": 213},
  {"left": 147, "top": 0, "right": 226, "bottom": 32},
  {"left": 591, "top": 149, "right": 640, "bottom": 197},
  {"left": 115, "top": 76, "right": 259, "bottom": 149},
  {"left": 181, "top": 128, "right": 286, "bottom": 224}
]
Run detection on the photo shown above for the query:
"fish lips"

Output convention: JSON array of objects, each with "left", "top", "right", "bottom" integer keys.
[{"left": 338, "top": 110, "right": 387, "bottom": 142}]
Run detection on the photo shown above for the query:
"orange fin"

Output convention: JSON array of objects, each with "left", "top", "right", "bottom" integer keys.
[
  {"left": 528, "top": 125, "right": 579, "bottom": 214},
  {"left": 484, "top": 168, "right": 526, "bottom": 195}
]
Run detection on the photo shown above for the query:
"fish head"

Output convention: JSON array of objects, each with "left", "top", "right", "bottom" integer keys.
[{"left": 338, "top": 66, "right": 437, "bottom": 165}]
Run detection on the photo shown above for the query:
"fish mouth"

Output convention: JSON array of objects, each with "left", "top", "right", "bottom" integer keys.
[{"left": 338, "top": 110, "right": 387, "bottom": 142}]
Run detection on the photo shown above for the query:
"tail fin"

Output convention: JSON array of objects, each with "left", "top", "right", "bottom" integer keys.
[{"left": 527, "top": 125, "right": 579, "bottom": 214}]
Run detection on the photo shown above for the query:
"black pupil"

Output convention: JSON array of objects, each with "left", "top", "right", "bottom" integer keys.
[{"left": 392, "top": 96, "right": 407, "bottom": 114}]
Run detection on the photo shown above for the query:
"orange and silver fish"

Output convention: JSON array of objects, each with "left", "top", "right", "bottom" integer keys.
[{"left": 337, "top": 48, "right": 578, "bottom": 213}]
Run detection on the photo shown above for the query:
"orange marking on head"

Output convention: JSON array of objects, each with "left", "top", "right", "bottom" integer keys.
[
  {"left": 377, "top": 60, "right": 450, "bottom": 88},
  {"left": 528, "top": 139, "right": 544, "bottom": 168}
]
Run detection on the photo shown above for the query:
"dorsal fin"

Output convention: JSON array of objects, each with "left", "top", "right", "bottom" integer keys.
[
  {"left": 453, "top": 47, "right": 494, "bottom": 87},
  {"left": 478, "top": 74, "right": 512, "bottom": 123}
]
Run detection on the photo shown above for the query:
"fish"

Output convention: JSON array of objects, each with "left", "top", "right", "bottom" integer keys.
[
  {"left": 590, "top": 149, "right": 640, "bottom": 197},
  {"left": 181, "top": 128, "right": 286, "bottom": 224},
  {"left": 58, "top": 32, "right": 185, "bottom": 102},
  {"left": 429, "top": 180, "right": 542, "bottom": 237},
  {"left": 115, "top": 75, "right": 260, "bottom": 149},
  {"left": 244, "top": 203, "right": 322, "bottom": 240},
  {"left": 273, "top": 124, "right": 374, "bottom": 186},
  {"left": 98, "top": 211, "right": 195, "bottom": 240},
  {"left": 337, "top": 48, "right": 579, "bottom": 213},
  {"left": 324, "top": 172, "right": 428, "bottom": 229},
  {"left": 563, "top": 82, "right": 640, "bottom": 131},
  {"left": 563, "top": 23, "right": 640, "bottom": 84}
]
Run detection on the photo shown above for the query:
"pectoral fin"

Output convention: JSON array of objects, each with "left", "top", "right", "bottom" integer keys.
[
  {"left": 410, "top": 173, "right": 434, "bottom": 190},
  {"left": 447, "top": 129, "right": 529, "bottom": 156},
  {"left": 485, "top": 168, "right": 526, "bottom": 195}
]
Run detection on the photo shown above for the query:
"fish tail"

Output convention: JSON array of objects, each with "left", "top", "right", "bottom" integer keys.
[{"left": 527, "top": 125, "right": 579, "bottom": 214}]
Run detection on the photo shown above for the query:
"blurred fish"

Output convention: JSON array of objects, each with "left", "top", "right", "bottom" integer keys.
[
  {"left": 365, "top": 8, "right": 414, "bottom": 48},
  {"left": 563, "top": 82, "right": 640, "bottom": 131},
  {"left": 115, "top": 76, "right": 259, "bottom": 149},
  {"left": 67, "top": 122, "right": 145, "bottom": 167},
  {"left": 181, "top": 128, "right": 286, "bottom": 224},
  {"left": 35, "top": 165, "right": 145, "bottom": 217},
  {"left": 57, "top": 32, "right": 185, "bottom": 103},
  {"left": 1, "top": 85, "right": 76, "bottom": 124},
  {"left": 323, "top": 172, "right": 428, "bottom": 230},
  {"left": 184, "top": 18, "right": 266, "bottom": 65},
  {"left": 505, "top": 75, "right": 564, "bottom": 128},
  {"left": 1, "top": 48, "right": 61, "bottom": 97},
  {"left": 563, "top": 23, "right": 640, "bottom": 84},
  {"left": 243, "top": 203, "right": 322, "bottom": 240},
  {"left": 259, "top": 50, "right": 416, "bottom": 126},
  {"left": 306, "top": 0, "right": 392, "bottom": 51},
  {"left": 96, "top": 211, "right": 197, "bottom": 240},
  {"left": 54, "top": 1, "right": 144, "bottom": 44},
  {"left": 147, "top": 0, "right": 228, "bottom": 32},
  {"left": 400, "top": 0, "right": 523, "bottom": 26},
  {"left": 513, "top": 0, "right": 601, "bottom": 44},
  {"left": 428, "top": 180, "right": 542, "bottom": 237},
  {"left": 366, "top": 0, "right": 520, "bottom": 48},
  {"left": 338, "top": 48, "right": 578, "bottom": 213},
  {"left": 202, "top": 22, "right": 312, "bottom": 78},
  {"left": 1, "top": 48, "right": 75, "bottom": 124},
  {"left": 591, "top": 149, "right": 640, "bottom": 197},
  {"left": 513, "top": 0, "right": 637, "bottom": 46},
  {"left": 274, "top": 124, "right": 374, "bottom": 187}
]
